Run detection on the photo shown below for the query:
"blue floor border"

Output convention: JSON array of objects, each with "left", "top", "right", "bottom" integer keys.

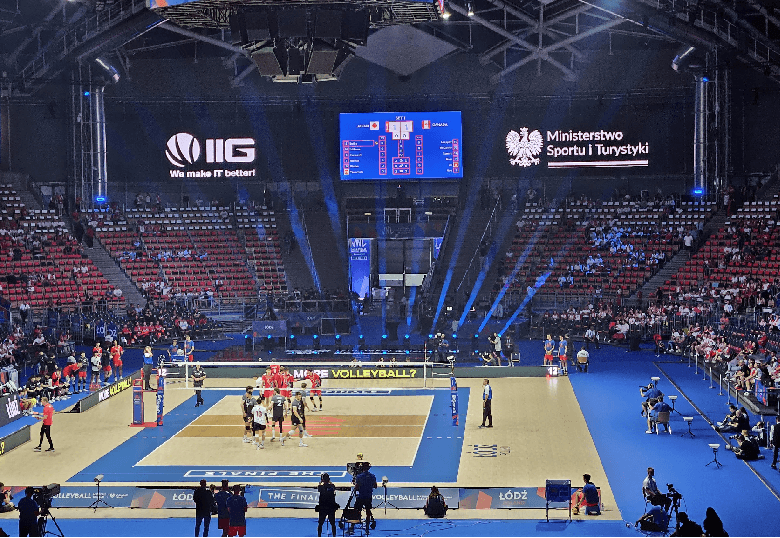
[{"left": 70, "top": 387, "right": 469, "bottom": 484}]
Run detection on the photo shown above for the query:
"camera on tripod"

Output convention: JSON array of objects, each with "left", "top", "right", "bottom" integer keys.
[
  {"left": 346, "top": 461, "right": 370, "bottom": 478},
  {"left": 31, "top": 484, "right": 60, "bottom": 512},
  {"left": 666, "top": 484, "right": 683, "bottom": 503}
]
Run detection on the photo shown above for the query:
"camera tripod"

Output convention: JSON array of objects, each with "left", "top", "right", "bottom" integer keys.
[
  {"left": 39, "top": 507, "right": 64, "bottom": 537},
  {"left": 87, "top": 481, "right": 113, "bottom": 512},
  {"left": 375, "top": 483, "right": 398, "bottom": 515}
]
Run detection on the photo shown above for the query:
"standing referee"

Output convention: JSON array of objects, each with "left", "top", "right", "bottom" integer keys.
[
  {"left": 479, "top": 379, "right": 493, "bottom": 428},
  {"left": 142, "top": 346, "right": 155, "bottom": 390}
]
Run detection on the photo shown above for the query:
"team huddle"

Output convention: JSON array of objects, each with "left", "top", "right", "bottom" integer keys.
[{"left": 239, "top": 366, "right": 323, "bottom": 450}]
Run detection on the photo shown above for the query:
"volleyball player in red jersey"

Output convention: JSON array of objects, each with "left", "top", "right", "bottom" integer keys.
[
  {"left": 260, "top": 367, "right": 275, "bottom": 406},
  {"left": 305, "top": 370, "right": 323, "bottom": 411},
  {"left": 110, "top": 340, "right": 124, "bottom": 382},
  {"left": 76, "top": 353, "right": 88, "bottom": 393},
  {"left": 279, "top": 366, "right": 294, "bottom": 404}
]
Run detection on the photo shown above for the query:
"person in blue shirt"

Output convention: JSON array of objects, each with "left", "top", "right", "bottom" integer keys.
[
  {"left": 354, "top": 464, "right": 378, "bottom": 531},
  {"left": 142, "top": 345, "right": 155, "bottom": 390},
  {"left": 641, "top": 382, "right": 663, "bottom": 416},
  {"left": 636, "top": 505, "right": 669, "bottom": 532},
  {"left": 544, "top": 335, "right": 555, "bottom": 365},
  {"left": 572, "top": 474, "right": 600, "bottom": 516},
  {"left": 225, "top": 485, "right": 247, "bottom": 537},
  {"left": 647, "top": 396, "right": 672, "bottom": 433},
  {"left": 17, "top": 487, "right": 39, "bottom": 538},
  {"left": 213, "top": 480, "right": 231, "bottom": 537},
  {"left": 558, "top": 335, "right": 569, "bottom": 375}
]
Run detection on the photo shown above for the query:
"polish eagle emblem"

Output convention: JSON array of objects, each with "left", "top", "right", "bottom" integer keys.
[{"left": 506, "top": 128, "right": 543, "bottom": 167}]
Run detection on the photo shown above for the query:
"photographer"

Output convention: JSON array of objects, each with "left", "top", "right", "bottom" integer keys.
[
  {"left": 17, "top": 487, "right": 39, "bottom": 537},
  {"left": 642, "top": 468, "right": 671, "bottom": 511},
  {"left": 729, "top": 431, "right": 760, "bottom": 461},
  {"left": 354, "top": 463, "right": 378, "bottom": 531},
  {"left": 316, "top": 473, "right": 338, "bottom": 537},
  {"left": 671, "top": 512, "right": 703, "bottom": 537},
  {"left": 423, "top": 486, "right": 447, "bottom": 518}
]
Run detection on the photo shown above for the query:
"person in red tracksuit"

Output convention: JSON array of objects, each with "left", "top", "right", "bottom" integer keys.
[{"left": 33, "top": 397, "right": 55, "bottom": 452}]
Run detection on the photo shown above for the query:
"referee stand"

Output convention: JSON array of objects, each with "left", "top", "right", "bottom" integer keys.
[{"left": 131, "top": 368, "right": 165, "bottom": 428}]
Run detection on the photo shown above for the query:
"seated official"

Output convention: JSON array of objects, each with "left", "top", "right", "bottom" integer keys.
[
  {"left": 647, "top": 396, "right": 672, "bottom": 434},
  {"left": 636, "top": 505, "right": 669, "bottom": 533},
  {"left": 729, "top": 431, "right": 760, "bottom": 461},
  {"left": 423, "top": 486, "right": 447, "bottom": 518},
  {"left": 671, "top": 512, "right": 704, "bottom": 537},
  {"left": 576, "top": 348, "right": 590, "bottom": 373},
  {"left": 572, "top": 474, "right": 600, "bottom": 516},
  {"left": 641, "top": 384, "right": 663, "bottom": 416}
]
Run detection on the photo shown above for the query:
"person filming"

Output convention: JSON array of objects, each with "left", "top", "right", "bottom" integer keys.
[
  {"left": 354, "top": 463, "right": 378, "bottom": 531},
  {"left": 316, "top": 473, "right": 339, "bottom": 537},
  {"left": 423, "top": 486, "right": 447, "bottom": 518}
]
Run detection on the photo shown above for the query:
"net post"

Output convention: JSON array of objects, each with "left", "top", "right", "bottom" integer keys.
[
  {"left": 423, "top": 358, "right": 428, "bottom": 388},
  {"left": 185, "top": 361, "right": 189, "bottom": 390}
]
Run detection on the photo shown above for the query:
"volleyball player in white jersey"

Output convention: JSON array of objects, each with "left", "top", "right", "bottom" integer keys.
[{"left": 251, "top": 399, "right": 268, "bottom": 449}]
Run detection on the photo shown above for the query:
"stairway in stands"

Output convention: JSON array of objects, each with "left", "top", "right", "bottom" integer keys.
[
  {"left": 274, "top": 210, "right": 315, "bottom": 291},
  {"left": 85, "top": 243, "right": 147, "bottom": 307},
  {"left": 633, "top": 210, "right": 727, "bottom": 302},
  {"left": 301, "top": 210, "right": 348, "bottom": 292}
]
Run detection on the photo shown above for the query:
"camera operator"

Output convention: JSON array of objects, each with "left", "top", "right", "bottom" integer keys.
[
  {"left": 671, "top": 512, "right": 703, "bottom": 537},
  {"left": 636, "top": 505, "right": 669, "bottom": 533},
  {"left": 17, "top": 487, "right": 39, "bottom": 537},
  {"left": 642, "top": 468, "right": 671, "bottom": 511},
  {"left": 729, "top": 430, "right": 760, "bottom": 461},
  {"left": 423, "top": 486, "right": 447, "bottom": 518},
  {"left": 316, "top": 473, "right": 338, "bottom": 537},
  {"left": 354, "top": 463, "right": 378, "bottom": 531}
]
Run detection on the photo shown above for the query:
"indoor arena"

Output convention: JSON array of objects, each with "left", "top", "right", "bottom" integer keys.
[{"left": 1, "top": 0, "right": 780, "bottom": 536}]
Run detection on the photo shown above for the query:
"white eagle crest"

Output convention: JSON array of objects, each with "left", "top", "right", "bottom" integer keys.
[{"left": 506, "top": 128, "right": 543, "bottom": 167}]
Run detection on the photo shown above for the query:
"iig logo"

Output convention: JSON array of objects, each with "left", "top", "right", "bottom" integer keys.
[{"left": 165, "top": 133, "right": 256, "bottom": 168}]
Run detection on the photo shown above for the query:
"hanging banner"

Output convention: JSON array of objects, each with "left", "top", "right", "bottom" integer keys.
[
  {"left": 450, "top": 376, "right": 459, "bottom": 426},
  {"left": 349, "top": 238, "right": 372, "bottom": 300}
]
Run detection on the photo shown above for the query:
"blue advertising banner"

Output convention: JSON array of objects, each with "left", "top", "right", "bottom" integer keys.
[
  {"left": 252, "top": 320, "right": 288, "bottom": 337},
  {"left": 254, "top": 487, "right": 458, "bottom": 509},
  {"left": 349, "top": 238, "right": 371, "bottom": 300}
]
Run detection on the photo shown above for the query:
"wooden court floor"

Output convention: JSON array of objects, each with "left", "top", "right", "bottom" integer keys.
[{"left": 0, "top": 374, "right": 620, "bottom": 520}]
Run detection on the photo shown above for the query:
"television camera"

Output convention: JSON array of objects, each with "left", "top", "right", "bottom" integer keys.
[
  {"left": 666, "top": 483, "right": 684, "bottom": 531},
  {"left": 32, "top": 484, "right": 63, "bottom": 537}
]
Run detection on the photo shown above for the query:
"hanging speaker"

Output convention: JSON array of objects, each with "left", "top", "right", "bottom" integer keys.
[
  {"left": 228, "top": 13, "right": 247, "bottom": 45},
  {"left": 244, "top": 11, "right": 271, "bottom": 42}
]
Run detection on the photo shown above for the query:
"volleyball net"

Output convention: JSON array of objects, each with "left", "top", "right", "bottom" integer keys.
[{"left": 160, "top": 360, "right": 455, "bottom": 391}]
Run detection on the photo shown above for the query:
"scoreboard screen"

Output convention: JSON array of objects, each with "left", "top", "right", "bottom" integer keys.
[{"left": 339, "top": 112, "right": 463, "bottom": 180}]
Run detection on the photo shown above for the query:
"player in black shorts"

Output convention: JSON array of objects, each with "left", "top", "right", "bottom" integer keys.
[
  {"left": 269, "top": 387, "right": 287, "bottom": 445},
  {"left": 283, "top": 392, "right": 309, "bottom": 448},
  {"left": 241, "top": 386, "right": 256, "bottom": 444}
]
